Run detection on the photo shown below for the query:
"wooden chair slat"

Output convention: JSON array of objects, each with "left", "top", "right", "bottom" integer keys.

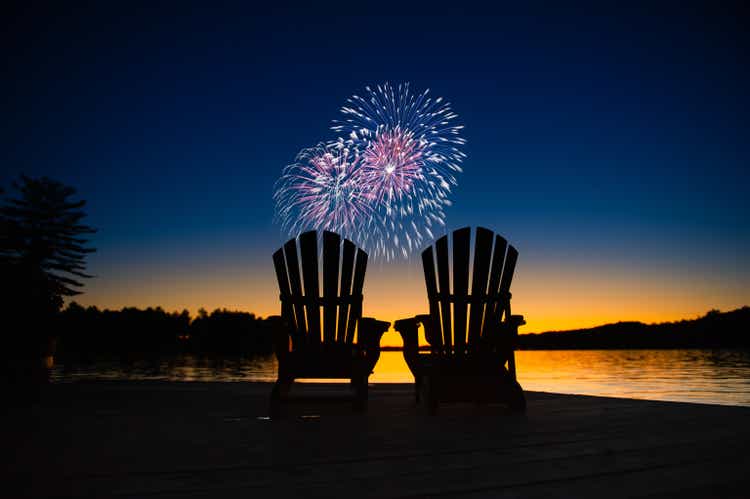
[
  {"left": 482, "top": 234, "right": 508, "bottom": 339},
  {"left": 435, "top": 235, "right": 451, "bottom": 352},
  {"left": 346, "top": 248, "right": 368, "bottom": 344},
  {"left": 272, "top": 249, "right": 298, "bottom": 339},
  {"left": 272, "top": 249, "right": 291, "bottom": 299},
  {"left": 500, "top": 246, "right": 518, "bottom": 291},
  {"left": 337, "top": 239, "right": 356, "bottom": 343},
  {"left": 452, "top": 227, "right": 471, "bottom": 353},
  {"left": 322, "top": 231, "right": 340, "bottom": 344},
  {"left": 467, "top": 227, "right": 493, "bottom": 349},
  {"left": 495, "top": 245, "right": 518, "bottom": 323},
  {"left": 299, "top": 230, "right": 321, "bottom": 344},
  {"left": 422, "top": 246, "right": 443, "bottom": 351},
  {"left": 283, "top": 239, "right": 306, "bottom": 338}
]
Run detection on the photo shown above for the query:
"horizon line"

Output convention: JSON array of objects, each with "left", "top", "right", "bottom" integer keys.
[{"left": 62, "top": 301, "right": 748, "bottom": 335}]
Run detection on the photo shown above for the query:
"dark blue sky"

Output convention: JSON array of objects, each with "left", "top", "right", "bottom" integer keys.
[{"left": 3, "top": 2, "right": 748, "bottom": 329}]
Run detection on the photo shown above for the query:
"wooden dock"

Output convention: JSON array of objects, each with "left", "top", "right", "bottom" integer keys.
[{"left": 4, "top": 381, "right": 750, "bottom": 498}]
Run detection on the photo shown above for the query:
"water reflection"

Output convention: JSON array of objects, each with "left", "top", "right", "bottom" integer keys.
[
  {"left": 52, "top": 350, "right": 750, "bottom": 406},
  {"left": 515, "top": 349, "right": 750, "bottom": 406},
  {"left": 54, "top": 355, "right": 278, "bottom": 383}
]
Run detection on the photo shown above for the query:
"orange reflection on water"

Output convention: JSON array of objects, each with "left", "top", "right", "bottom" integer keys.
[
  {"left": 293, "top": 352, "right": 414, "bottom": 384},
  {"left": 52, "top": 350, "right": 750, "bottom": 406},
  {"left": 514, "top": 349, "right": 750, "bottom": 406}
]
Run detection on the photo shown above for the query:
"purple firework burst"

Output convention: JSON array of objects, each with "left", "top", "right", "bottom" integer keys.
[
  {"left": 358, "top": 126, "right": 424, "bottom": 204},
  {"left": 273, "top": 143, "right": 371, "bottom": 238}
]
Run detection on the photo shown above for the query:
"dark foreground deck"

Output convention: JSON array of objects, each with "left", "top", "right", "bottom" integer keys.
[{"left": 4, "top": 381, "right": 750, "bottom": 498}]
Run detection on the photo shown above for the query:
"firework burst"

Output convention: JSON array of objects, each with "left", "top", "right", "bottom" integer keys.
[
  {"left": 331, "top": 82, "right": 465, "bottom": 260},
  {"left": 358, "top": 126, "right": 423, "bottom": 204},
  {"left": 273, "top": 143, "right": 371, "bottom": 238},
  {"left": 274, "top": 83, "right": 465, "bottom": 261}
]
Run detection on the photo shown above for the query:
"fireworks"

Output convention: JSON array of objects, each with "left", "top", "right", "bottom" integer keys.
[
  {"left": 273, "top": 144, "right": 370, "bottom": 237},
  {"left": 357, "top": 126, "right": 423, "bottom": 203},
  {"left": 332, "top": 82, "right": 466, "bottom": 192},
  {"left": 274, "top": 83, "right": 466, "bottom": 261}
]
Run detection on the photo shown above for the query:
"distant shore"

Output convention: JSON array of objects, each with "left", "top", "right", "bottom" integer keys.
[
  {"left": 383, "top": 307, "right": 750, "bottom": 350},
  {"left": 52, "top": 304, "right": 749, "bottom": 357}
]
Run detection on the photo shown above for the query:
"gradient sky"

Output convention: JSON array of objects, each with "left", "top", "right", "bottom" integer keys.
[{"left": 3, "top": 3, "right": 749, "bottom": 338}]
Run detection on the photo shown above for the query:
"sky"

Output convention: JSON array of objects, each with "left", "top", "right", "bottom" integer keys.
[{"left": 3, "top": 3, "right": 749, "bottom": 338}]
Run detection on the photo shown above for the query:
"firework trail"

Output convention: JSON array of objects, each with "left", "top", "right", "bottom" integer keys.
[{"left": 274, "top": 83, "right": 465, "bottom": 261}]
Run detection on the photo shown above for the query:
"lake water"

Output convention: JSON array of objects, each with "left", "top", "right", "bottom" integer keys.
[{"left": 51, "top": 349, "right": 750, "bottom": 407}]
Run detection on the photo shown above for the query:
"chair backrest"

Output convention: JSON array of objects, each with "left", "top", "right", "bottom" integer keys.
[
  {"left": 421, "top": 227, "right": 518, "bottom": 355},
  {"left": 273, "top": 230, "right": 368, "bottom": 349}
]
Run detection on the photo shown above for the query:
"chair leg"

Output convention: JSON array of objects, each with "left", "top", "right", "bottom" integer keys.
[
  {"left": 353, "top": 375, "right": 368, "bottom": 412},
  {"left": 420, "top": 375, "right": 438, "bottom": 415},
  {"left": 269, "top": 378, "right": 293, "bottom": 419},
  {"left": 269, "top": 381, "right": 282, "bottom": 419},
  {"left": 507, "top": 380, "right": 526, "bottom": 413},
  {"left": 428, "top": 379, "right": 438, "bottom": 415}
]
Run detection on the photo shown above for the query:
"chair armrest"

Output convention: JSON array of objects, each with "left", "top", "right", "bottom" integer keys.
[
  {"left": 394, "top": 317, "right": 420, "bottom": 351},
  {"left": 501, "top": 314, "right": 525, "bottom": 350},
  {"left": 358, "top": 317, "right": 390, "bottom": 350},
  {"left": 265, "top": 315, "right": 292, "bottom": 357},
  {"left": 484, "top": 314, "right": 525, "bottom": 352},
  {"left": 358, "top": 317, "right": 390, "bottom": 375},
  {"left": 394, "top": 314, "right": 438, "bottom": 349},
  {"left": 394, "top": 316, "right": 426, "bottom": 377},
  {"left": 509, "top": 314, "right": 526, "bottom": 327},
  {"left": 415, "top": 314, "right": 441, "bottom": 346}
]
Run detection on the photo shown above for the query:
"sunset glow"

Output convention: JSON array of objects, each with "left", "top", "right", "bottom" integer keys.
[{"left": 77, "top": 249, "right": 749, "bottom": 346}]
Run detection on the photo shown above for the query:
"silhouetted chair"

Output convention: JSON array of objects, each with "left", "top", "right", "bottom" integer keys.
[
  {"left": 394, "top": 227, "right": 526, "bottom": 413},
  {"left": 271, "top": 230, "right": 390, "bottom": 417}
]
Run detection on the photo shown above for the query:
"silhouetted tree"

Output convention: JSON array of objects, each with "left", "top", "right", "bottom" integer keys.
[
  {"left": 1, "top": 176, "right": 96, "bottom": 384},
  {"left": 1, "top": 175, "right": 96, "bottom": 311}
]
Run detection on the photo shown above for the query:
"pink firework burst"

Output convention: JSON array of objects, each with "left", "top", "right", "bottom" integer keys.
[
  {"left": 274, "top": 144, "right": 370, "bottom": 236},
  {"left": 359, "top": 126, "right": 424, "bottom": 203}
]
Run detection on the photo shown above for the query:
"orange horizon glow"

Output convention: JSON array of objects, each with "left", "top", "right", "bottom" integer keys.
[{"left": 75, "top": 255, "right": 750, "bottom": 347}]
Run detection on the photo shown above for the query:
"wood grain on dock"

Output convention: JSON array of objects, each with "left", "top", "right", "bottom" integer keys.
[{"left": 5, "top": 382, "right": 750, "bottom": 498}]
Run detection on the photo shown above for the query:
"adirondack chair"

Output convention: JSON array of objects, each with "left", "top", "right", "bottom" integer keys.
[
  {"left": 394, "top": 227, "right": 526, "bottom": 413},
  {"left": 271, "top": 230, "right": 390, "bottom": 417}
]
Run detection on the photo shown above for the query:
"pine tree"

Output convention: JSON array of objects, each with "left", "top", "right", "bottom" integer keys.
[{"left": 1, "top": 175, "right": 96, "bottom": 314}]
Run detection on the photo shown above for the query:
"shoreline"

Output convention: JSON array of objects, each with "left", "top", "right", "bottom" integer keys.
[{"left": 39, "top": 379, "right": 750, "bottom": 409}]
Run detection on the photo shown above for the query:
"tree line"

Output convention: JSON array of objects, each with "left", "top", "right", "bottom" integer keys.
[{"left": 57, "top": 303, "right": 281, "bottom": 359}]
